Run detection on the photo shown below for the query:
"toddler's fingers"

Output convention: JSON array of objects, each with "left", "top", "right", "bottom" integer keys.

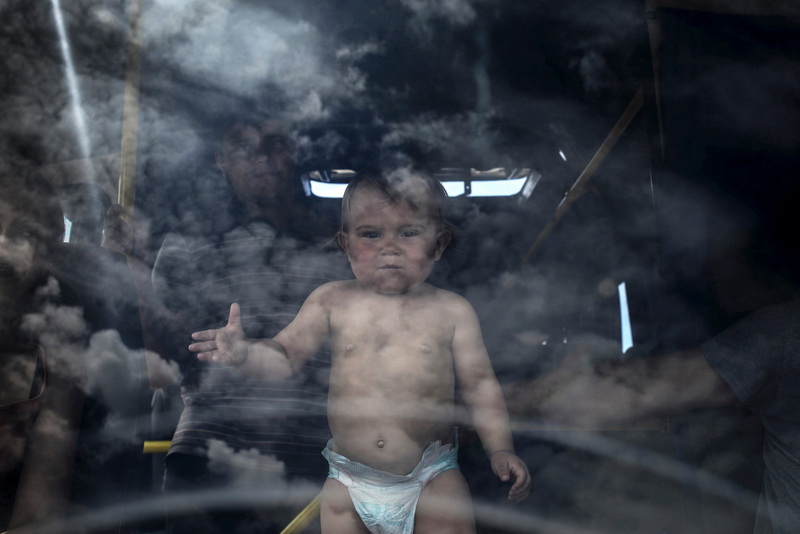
[
  {"left": 192, "top": 329, "right": 218, "bottom": 340},
  {"left": 507, "top": 467, "right": 531, "bottom": 501},
  {"left": 197, "top": 350, "right": 231, "bottom": 363},
  {"left": 227, "top": 303, "right": 243, "bottom": 329},
  {"left": 494, "top": 462, "right": 510, "bottom": 482},
  {"left": 508, "top": 486, "right": 526, "bottom": 502},
  {"left": 196, "top": 351, "right": 215, "bottom": 361},
  {"left": 189, "top": 340, "right": 217, "bottom": 353},
  {"left": 509, "top": 487, "right": 529, "bottom": 502},
  {"left": 508, "top": 477, "right": 528, "bottom": 498}
]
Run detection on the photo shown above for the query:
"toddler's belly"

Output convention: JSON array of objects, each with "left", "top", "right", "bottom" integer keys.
[{"left": 328, "top": 397, "right": 453, "bottom": 475}]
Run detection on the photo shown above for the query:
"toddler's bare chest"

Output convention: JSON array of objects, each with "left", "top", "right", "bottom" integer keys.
[
  {"left": 330, "top": 305, "right": 455, "bottom": 386},
  {"left": 335, "top": 302, "right": 450, "bottom": 348}
]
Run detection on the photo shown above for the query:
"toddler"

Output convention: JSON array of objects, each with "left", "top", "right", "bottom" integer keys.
[{"left": 190, "top": 167, "right": 530, "bottom": 533}]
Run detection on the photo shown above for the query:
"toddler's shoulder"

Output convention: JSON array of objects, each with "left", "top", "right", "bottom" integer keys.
[
  {"left": 310, "top": 279, "right": 360, "bottom": 302},
  {"left": 431, "top": 286, "right": 476, "bottom": 314}
]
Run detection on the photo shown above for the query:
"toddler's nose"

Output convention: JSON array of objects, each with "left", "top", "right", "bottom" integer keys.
[{"left": 380, "top": 238, "right": 401, "bottom": 255}]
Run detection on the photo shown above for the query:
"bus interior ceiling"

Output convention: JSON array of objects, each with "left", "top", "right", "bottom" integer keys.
[{"left": 2, "top": 0, "right": 800, "bottom": 532}]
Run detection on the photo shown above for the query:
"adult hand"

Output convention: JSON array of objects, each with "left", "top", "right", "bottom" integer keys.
[
  {"left": 504, "top": 342, "right": 606, "bottom": 427},
  {"left": 189, "top": 303, "right": 250, "bottom": 367},
  {"left": 490, "top": 450, "right": 531, "bottom": 502}
]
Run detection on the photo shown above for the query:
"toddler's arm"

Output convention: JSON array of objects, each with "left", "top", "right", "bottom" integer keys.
[
  {"left": 189, "top": 302, "right": 294, "bottom": 380},
  {"left": 188, "top": 285, "right": 332, "bottom": 381},
  {"left": 451, "top": 296, "right": 531, "bottom": 502}
]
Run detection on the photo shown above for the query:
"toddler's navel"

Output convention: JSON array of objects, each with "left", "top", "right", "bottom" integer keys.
[
  {"left": 345, "top": 344, "right": 355, "bottom": 351},
  {"left": 376, "top": 439, "right": 385, "bottom": 449}
]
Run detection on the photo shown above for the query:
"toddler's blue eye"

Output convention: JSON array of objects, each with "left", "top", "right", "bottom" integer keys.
[
  {"left": 400, "top": 230, "right": 418, "bottom": 237},
  {"left": 362, "top": 231, "right": 380, "bottom": 239},
  {"left": 230, "top": 142, "right": 256, "bottom": 156}
]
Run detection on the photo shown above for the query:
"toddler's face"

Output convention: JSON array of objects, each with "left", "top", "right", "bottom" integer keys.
[{"left": 341, "top": 188, "right": 447, "bottom": 295}]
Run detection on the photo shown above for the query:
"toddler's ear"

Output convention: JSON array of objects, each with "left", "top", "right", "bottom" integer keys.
[
  {"left": 434, "top": 229, "right": 452, "bottom": 261},
  {"left": 337, "top": 232, "right": 351, "bottom": 261},
  {"left": 214, "top": 151, "right": 227, "bottom": 176}
]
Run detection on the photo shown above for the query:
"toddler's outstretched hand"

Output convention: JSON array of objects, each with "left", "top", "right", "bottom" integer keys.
[
  {"left": 189, "top": 303, "right": 249, "bottom": 367},
  {"left": 490, "top": 450, "right": 531, "bottom": 502}
]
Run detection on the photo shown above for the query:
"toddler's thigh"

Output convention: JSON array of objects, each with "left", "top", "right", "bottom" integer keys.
[
  {"left": 320, "top": 478, "right": 369, "bottom": 534},
  {"left": 415, "top": 469, "right": 475, "bottom": 534}
]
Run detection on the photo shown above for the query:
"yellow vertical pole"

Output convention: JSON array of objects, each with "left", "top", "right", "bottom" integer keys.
[
  {"left": 279, "top": 493, "right": 321, "bottom": 534},
  {"left": 118, "top": 0, "right": 142, "bottom": 213}
]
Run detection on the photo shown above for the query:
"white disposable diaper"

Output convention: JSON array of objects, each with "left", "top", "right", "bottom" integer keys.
[{"left": 322, "top": 438, "right": 459, "bottom": 534}]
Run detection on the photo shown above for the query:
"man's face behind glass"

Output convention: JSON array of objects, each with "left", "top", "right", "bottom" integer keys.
[{"left": 216, "top": 121, "right": 295, "bottom": 206}]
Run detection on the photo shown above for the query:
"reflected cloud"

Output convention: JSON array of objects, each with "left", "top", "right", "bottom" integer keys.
[
  {"left": 142, "top": 0, "right": 373, "bottom": 123},
  {"left": 399, "top": 0, "right": 478, "bottom": 27}
]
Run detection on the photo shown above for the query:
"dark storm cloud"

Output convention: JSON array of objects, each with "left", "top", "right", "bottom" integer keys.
[
  {"left": 397, "top": 0, "right": 479, "bottom": 40},
  {"left": 140, "top": 0, "right": 375, "bottom": 122},
  {"left": 0, "top": 0, "right": 129, "bottom": 165},
  {"left": 0, "top": 0, "right": 647, "bottom": 165},
  {"left": 19, "top": 277, "right": 149, "bottom": 416},
  {"left": 204, "top": 439, "right": 319, "bottom": 492},
  {"left": 380, "top": 112, "right": 515, "bottom": 168},
  {"left": 1, "top": 2, "right": 69, "bottom": 158},
  {"left": 574, "top": 50, "right": 619, "bottom": 94},
  {"left": 399, "top": 0, "right": 478, "bottom": 26}
]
